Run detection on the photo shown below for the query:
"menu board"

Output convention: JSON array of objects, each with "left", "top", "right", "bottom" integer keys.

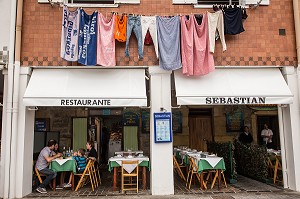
[
  {"left": 123, "top": 111, "right": 139, "bottom": 126},
  {"left": 35, "top": 119, "right": 49, "bottom": 132},
  {"left": 142, "top": 110, "right": 150, "bottom": 133},
  {"left": 154, "top": 112, "right": 172, "bottom": 143},
  {"left": 172, "top": 110, "right": 182, "bottom": 133},
  {"left": 226, "top": 110, "right": 244, "bottom": 132}
]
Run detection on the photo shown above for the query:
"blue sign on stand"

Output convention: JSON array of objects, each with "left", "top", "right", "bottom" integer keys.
[{"left": 154, "top": 112, "right": 172, "bottom": 143}]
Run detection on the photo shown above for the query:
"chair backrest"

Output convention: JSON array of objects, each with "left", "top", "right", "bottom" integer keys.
[
  {"left": 275, "top": 155, "right": 282, "bottom": 170},
  {"left": 188, "top": 157, "right": 198, "bottom": 172},
  {"left": 121, "top": 160, "right": 139, "bottom": 175}
]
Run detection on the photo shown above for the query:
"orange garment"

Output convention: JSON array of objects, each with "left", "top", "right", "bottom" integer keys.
[{"left": 115, "top": 14, "right": 127, "bottom": 42}]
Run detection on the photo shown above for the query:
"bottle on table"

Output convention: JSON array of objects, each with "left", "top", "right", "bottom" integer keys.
[{"left": 63, "top": 146, "right": 66, "bottom": 158}]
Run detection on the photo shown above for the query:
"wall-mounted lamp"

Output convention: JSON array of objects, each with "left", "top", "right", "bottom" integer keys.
[
  {"left": 160, "top": 107, "right": 167, "bottom": 112},
  {"left": 27, "top": 106, "right": 39, "bottom": 111}
]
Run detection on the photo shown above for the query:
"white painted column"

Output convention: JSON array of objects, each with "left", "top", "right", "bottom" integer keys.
[
  {"left": 0, "top": 69, "right": 9, "bottom": 198},
  {"left": 149, "top": 67, "right": 174, "bottom": 195},
  {"left": 281, "top": 66, "right": 300, "bottom": 191},
  {"left": 15, "top": 67, "right": 35, "bottom": 198}
]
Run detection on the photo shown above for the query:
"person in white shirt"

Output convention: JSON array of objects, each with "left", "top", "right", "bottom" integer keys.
[{"left": 261, "top": 124, "right": 273, "bottom": 149}]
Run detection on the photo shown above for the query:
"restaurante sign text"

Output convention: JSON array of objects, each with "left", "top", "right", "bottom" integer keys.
[
  {"left": 205, "top": 97, "right": 266, "bottom": 105},
  {"left": 61, "top": 99, "right": 111, "bottom": 106}
]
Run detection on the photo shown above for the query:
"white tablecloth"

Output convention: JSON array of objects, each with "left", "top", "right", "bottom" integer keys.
[
  {"left": 108, "top": 156, "right": 149, "bottom": 173},
  {"left": 53, "top": 158, "right": 72, "bottom": 166}
]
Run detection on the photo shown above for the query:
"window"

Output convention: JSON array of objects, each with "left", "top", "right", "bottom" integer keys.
[
  {"left": 38, "top": 0, "right": 140, "bottom": 7},
  {"left": 172, "top": 0, "right": 269, "bottom": 6},
  {"left": 68, "top": 0, "right": 114, "bottom": 3},
  {"left": 197, "top": 0, "right": 240, "bottom": 6}
]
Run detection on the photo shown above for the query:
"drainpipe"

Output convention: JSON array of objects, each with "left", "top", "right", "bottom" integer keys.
[
  {"left": 10, "top": 0, "right": 23, "bottom": 197},
  {"left": 3, "top": 0, "right": 17, "bottom": 198}
]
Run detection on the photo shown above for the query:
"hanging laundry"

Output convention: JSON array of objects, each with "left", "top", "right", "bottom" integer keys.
[
  {"left": 125, "top": 15, "right": 143, "bottom": 60},
  {"left": 115, "top": 14, "right": 127, "bottom": 42},
  {"left": 180, "top": 15, "right": 194, "bottom": 76},
  {"left": 141, "top": 16, "right": 158, "bottom": 58},
  {"left": 223, "top": 7, "right": 245, "bottom": 35},
  {"left": 207, "top": 10, "right": 226, "bottom": 53},
  {"left": 60, "top": 6, "right": 80, "bottom": 62},
  {"left": 97, "top": 13, "right": 116, "bottom": 66},
  {"left": 144, "top": 30, "right": 153, "bottom": 45},
  {"left": 156, "top": 16, "right": 181, "bottom": 71},
  {"left": 193, "top": 14, "right": 215, "bottom": 75},
  {"left": 78, "top": 9, "right": 98, "bottom": 66}
]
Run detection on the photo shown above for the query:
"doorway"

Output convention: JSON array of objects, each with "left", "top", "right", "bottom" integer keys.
[
  {"left": 257, "top": 116, "right": 280, "bottom": 149},
  {"left": 188, "top": 109, "right": 213, "bottom": 152}
]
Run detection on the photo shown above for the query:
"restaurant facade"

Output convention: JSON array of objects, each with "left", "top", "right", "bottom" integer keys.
[{"left": 1, "top": 0, "right": 300, "bottom": 198}]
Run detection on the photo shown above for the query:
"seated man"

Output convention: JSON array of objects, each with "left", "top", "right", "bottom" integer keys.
[{"left": 35, "top": 139, "right": 62, "bottom": 194}]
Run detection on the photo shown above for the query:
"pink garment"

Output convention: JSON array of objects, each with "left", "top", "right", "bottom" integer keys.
[
  {"left": 180, "top": 15, "right": 194, "bottom": 76},
  {"left": 97, "top": 13, "right": 116, "bottom": 66},
  {"left": 193, "top": 14, "right": 215, "bottom": 76}
]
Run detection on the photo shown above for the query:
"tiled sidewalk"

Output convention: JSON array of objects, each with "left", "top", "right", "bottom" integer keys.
[{"left": 25, "top": 170, "right": 291, "bottom": 198}]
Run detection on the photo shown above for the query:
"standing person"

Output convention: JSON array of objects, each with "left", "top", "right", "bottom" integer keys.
[
  {"left": 239, "top": 126, "right": 253, "bottom": 144},
  {"left": 35, "top": 140, "right": 62, "bottom": 194},
  {"left": 261, "top": 123, "right": 273, "bottom": 149},
  {"left": 64, "top": 148, "right": 87, "bottom": 188}
]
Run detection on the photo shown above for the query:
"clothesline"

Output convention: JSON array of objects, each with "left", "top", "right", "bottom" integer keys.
[
  {"left": 64, "top": 5, "right": 247, "bottom": 18},
  {"left": 61, "top": 6, "right": 245, "bottom": 76}
]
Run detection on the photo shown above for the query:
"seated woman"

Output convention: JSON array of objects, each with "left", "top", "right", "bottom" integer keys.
[
  {"left": 86, "top": 141, "right": 98, "bottom": 160},
  {"left": 86, "top": 141, "right": 99, "bottom": 167}
]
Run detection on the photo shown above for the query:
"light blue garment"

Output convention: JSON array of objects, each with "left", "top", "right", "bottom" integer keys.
[
  {"left": 78, "top": 9, "right": 97, "bottom": 66},
  {"left": 60, "top": 6, "right": 80, "bottom": 62},
  {"left": 156, "top": 16, "right": 182, "bottom": 70},
  {"left": 125, "top": 16, "right": 143, "bottom": 59}
]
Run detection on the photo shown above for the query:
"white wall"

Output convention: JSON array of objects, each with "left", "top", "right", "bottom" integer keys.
[
  {"left": 281, "top": 66, "right": 300, "bottom": 191},
  {"left": 15, "top": 67, "right": 35, "bottom": 197},
  {"left": 0, "top": 0, "right": 12, "bottom": 49},
  {"left": 149, "top": 67, "right": 174, "bottom": 195}
]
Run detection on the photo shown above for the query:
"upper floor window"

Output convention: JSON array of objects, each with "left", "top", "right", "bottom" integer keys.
[
  {"left": 172, "top": 0, "right": 269, "bottom": 7},
  {"left": 38, "top": 0, "right": 140, "bottom": 7}
]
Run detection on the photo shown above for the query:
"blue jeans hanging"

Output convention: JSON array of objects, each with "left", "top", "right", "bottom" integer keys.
[{"left": 125, "top": 16, "right": 143, "bottom": 60}]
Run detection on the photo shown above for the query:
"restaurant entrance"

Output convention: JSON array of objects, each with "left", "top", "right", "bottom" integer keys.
[
  {"left": 188, "top": 108, "right": 213, "bottom": 152},
  {"left": 257, "top": 116, "right": 280, "bottom": 149}
]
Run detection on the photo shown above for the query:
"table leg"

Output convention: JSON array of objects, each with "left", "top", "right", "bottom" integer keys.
[
  {"left": 113, "top": 167, "right": 117, "bottom": 191},
  {"left": 142, "top": 166, "right": 146, "bottom": 190},
  {"left": 200, "top": 172, "right": 204, "bottom": 190},
  {"left": 60, "top": 172, "right": 64, "bottom": 186},
  {"left": 53, "top": 178, "right": 56, "bottom": 191},
  {"left": 218, "top": 170, "right": 221, "bottom": 190},
  {"left": 72, "top": 173, "right": 75, "bottom": 191}
]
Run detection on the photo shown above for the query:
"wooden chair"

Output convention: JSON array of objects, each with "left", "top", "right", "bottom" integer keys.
[
  {"left": 173, "top": 155, "right": 186, "bottom": 182},
  {"left": 273, "top": 155, "right": 282, "bottom": 184},
  {"left": 74, "top": 160, "right": 95, "bottom": 191},
  {"left": 121, "top": 160, "right": 139, "bottom": 193},
  {"left": 90, "top": 161, "right": 102, "bottom": 188},
  {"left": 34, "top": 165, "right": 54, "bottom": 190},
  {"left": 210, "top": 170, "right": 227, "bottom": 189},
  {"left": 186, "top": 157, "right": 205, "bottom": 189},
  {"left": 267, "top": 155, "right": 276, "bottom": 178}
]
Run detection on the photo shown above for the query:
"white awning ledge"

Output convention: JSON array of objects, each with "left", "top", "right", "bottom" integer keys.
[
  {"left": 174, "top": 68, "right": 293, "bottom": 105},
  {"left": 23, "top": 68, "right": 147, "bottom": 107}
]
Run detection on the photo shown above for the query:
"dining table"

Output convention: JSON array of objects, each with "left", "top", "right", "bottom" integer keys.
[
  {"left": 49, "top": 158, "right": 77, "bottom": 191},
  {"left": 108, "top": 155, "right": 150, "bottom": 191},
  {"left": 174, "top": 148, "right": 226, "bottom": 190}
]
